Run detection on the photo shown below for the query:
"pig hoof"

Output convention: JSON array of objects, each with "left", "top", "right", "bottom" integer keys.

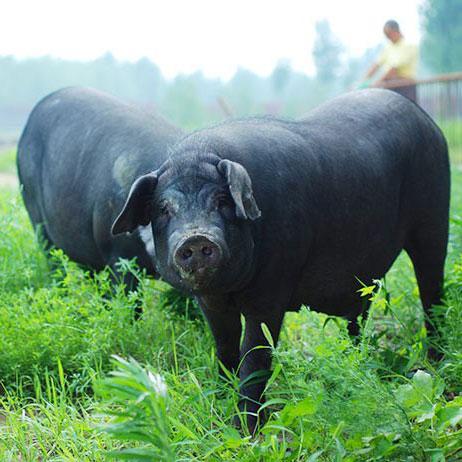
[
  {"left": 427, "top": 346, "right": 443, "bottom": 362},
  {"left": 233, "top": 405, "right": 267, "bottom": 435},
  {"left": 232, "top": 413, "right": 259, "bottom": 435}
]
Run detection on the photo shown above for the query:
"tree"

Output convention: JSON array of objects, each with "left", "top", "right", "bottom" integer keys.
[
  {"left": 420, "top": 0, "right": 462, "bottom": 73},
  {"left": 341, "top": 45, "right": 381, "bottom": 91},
  {"left": 270, "top": 60, "right": 292, "bottom": 96},
  {"left": 224, "top": 68, "right": 270, "bottom": 116},
  {"left": 160, "top": 73, "right": 215, "bottom": 130},
  {"left": 312, "top": 20, "right": 343, "bottom": 84}
]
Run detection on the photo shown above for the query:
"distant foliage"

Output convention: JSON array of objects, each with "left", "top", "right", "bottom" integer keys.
[
  {"left": 0, "top": 47, "right": 373, "bottom": 134},
  {"left": 420, "top": 0, "right": 462, "bottom": 73},
  {"left": 270, "top": 60, "right": 292, "bottom": 96},
  {"left": 312, "top": 20, "right": 344, "bottom": 84}
]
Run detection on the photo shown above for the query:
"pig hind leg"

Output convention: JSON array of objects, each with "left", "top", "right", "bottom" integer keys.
[
  {"left": 346, "top": 297, "right": 371, "bottom": 337},
  {"left": 404, "top": 225, "right": 447, "bottom": 336}
]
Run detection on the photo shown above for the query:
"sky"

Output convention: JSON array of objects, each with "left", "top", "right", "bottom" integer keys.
[{"left": 0, "top": 0, "right": 424, "bottom": 80}]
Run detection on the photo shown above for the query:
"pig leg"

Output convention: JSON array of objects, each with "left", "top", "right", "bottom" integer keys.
[
  {"left": 238, "top": 310, "right": 285, "bottom": 433},
  {"left": 346, "top": 298, "right": 371, "bottom": 337},
  {"left": 405, "top": 230, "right": 446, "bottom": 341},
  {"left": 199, "top": 295, "right": 242, "bottom": 378}
]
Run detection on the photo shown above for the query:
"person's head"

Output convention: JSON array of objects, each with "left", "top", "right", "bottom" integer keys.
[{"left": 383, "top": 20, "right": 402, "bottom": 43}]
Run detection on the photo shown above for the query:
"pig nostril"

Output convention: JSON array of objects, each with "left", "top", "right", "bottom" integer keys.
[
  {"left": 202, "top": 246, "right": 213, "bottom": 256},
  {"left": 181, "top": 248, "right": 193, "bottom": 260}
]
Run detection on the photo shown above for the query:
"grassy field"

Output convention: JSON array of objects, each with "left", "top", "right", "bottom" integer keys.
[
  {"left": 0, "top": 149, "right": 461, "bottom": 461},
  {"left": 438, "top": 120, "right": 462, "bottom": 164}
]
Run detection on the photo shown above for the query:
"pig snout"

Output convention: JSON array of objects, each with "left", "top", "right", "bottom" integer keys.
[{"left": 173, "top": 234, "right": 223, "bottom": 275}]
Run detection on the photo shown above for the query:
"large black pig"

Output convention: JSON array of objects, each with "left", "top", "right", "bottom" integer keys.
[
  {"left": 112, "top": 89, "right": 450, "bottom": 431},
  {"left": 17, "top": 87, "right": 183, "bottom": 298}
]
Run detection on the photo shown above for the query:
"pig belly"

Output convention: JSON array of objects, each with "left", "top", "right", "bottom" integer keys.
[{"left": 290, "top": 239, "right": 404, "bottom": 315}]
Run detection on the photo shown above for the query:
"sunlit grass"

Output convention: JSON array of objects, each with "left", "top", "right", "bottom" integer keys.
[{"left": 0, "top": 149, "right": 17, "bottom": 174}]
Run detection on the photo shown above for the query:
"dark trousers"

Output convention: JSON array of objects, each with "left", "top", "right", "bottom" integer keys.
[{"left": 392, "top": 84, "right": 417, "bottom": 103}]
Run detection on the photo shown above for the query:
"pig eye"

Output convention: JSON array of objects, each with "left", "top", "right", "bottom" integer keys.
[
  {"left": 216, "top": 195, "right": 232, "bottom": 209},
  {"left": 216, "top": 194, "right": 234, "bottom": 220},
  {"left": 158, "top": 202, "right": 172, "bottom": 219}
]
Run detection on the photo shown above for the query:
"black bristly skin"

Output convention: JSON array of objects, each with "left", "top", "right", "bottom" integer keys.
[{"left": 114, "top": 89, "right": 450, "bottom": 434}]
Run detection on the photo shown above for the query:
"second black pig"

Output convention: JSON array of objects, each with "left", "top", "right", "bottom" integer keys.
[{"left": 17, "top": 87, "right": 184, "bottom": 306}]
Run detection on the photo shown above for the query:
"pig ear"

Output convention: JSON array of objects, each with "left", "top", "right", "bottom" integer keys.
[
  {"left": 217, "top": 159, "right": 261, "bottom": 220},
  {"left": 111, "top": 172, "right": 158, "bottom": 235}
]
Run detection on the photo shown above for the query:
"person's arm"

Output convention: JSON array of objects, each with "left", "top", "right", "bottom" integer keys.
[
  {"left": 365, "top": 62, "right": 381, "bottom": 79},
  {"left": 356, "top": 62, "right": 380, "bottom": 89},
  {"left": 375, "top": 67, "right": 399, "bottom": 85},
  {"left": 357, "top": 47, "right": 386, "bottom": 88}
]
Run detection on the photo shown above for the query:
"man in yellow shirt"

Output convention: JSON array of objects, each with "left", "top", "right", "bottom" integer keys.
[{"left": 363, "top": 20, "right": 419, "bottom": 102}]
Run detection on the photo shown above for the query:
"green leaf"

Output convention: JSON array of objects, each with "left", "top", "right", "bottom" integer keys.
[
  {"left": 260, "top": 322, "right": 274, "bottom": 348},
  {"left": 239, "top": 369, "right": 272, "bottom": 388},
  {"left": 415, "top": 404, "right": 436, "bottom": 423},
  {"left": 222, "top": 426, "right": 243, "bottom": 449},
  {"left": 259, "top": 397, "right": 288, "bottom": 412},
  {"left": 106, "top": 448, "right": 160, "bottom": 460},
  {"left": 426, "top": 448, "right": 445, "bottom": 462},
  {"left": 395, "top": 370, "right": 434, "bottom": 409},
  {"left": 168, "top": 417, "right": 198, "bottom": 440},
  {"left": 412, "top": 370, "right": 434, "bottom": 398},
  {"left": 280, "top": 396, "right": 318, "bottom": 425},
  {"left": 307, "top": 450, "right": 324, "bottom": 461},
  {"left": 436, "top": 397, "right": 462, "bottom": 430},
  {"left": 264, "top": 363, "right": 282, "bottom": 391},
  {"left": 357, "top": 285, "right": 375, "bottom": 297},
  {"left": 395, "top": 370, "right": 438, "bottom": 422}
]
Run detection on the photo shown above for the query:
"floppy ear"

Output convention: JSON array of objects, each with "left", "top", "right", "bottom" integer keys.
[
  {"left": 111, "top": 172, "right": 158, "bottom": 235},
  {"left": 217, "top": 159, "right": 261, "bottom": 220}
]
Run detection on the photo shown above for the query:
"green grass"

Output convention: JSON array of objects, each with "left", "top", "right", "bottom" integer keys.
[
  {"left": 0, "top": 149, "right": 17, "bottom": 174},
  {"left": 0, "top": 167, "right": 461, "bottom": 461},
  {"left": 438, "top": 120, "right": 462, "bottom": 164}
]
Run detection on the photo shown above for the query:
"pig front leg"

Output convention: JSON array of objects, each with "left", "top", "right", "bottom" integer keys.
[
  {"left": 238, "top": 310, "right": 285, "bottom": 434},
  {"left": 199, "top": 295, "right": 242, "bottom": 378}
]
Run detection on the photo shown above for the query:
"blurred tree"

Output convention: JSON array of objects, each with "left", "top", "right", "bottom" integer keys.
[
  {"left": 270, "top": 60, "right": 292, "bottom": 95},
  {"left": 0, "top": 51, "right": 352, "bottom": 135},
  {"left": 283, "top": 73, "right": 329, "bottom": 117},
  {"left": 312, "top": 20, "right": 344, "bottom": 84},
  {"left": 131, "top": 57, "right": 165, "bottom": 102},
  {"left": 341, "top": 45, "right": 381, "bottom": 90},
  {"left": 224, "top": 68, "right": 270, "bottom": 116},
  {"left": 420, "top": 0, "right": 462, "bottom": 73},
  {"left": 160, "top": 73, "right": 217, "bottom": 130}
]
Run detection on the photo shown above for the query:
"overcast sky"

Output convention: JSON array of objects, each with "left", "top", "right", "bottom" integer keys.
[{"left": 0, "top": 0, "right": 424, "bottom": 80}]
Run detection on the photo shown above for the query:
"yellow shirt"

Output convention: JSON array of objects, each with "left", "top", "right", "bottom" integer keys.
[{"left": 377, "top": 38, "right": 418, "bottom": 79}]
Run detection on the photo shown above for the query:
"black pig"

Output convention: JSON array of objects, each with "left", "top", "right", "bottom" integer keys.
[
  {"left": 112, "top": 89, "right": 450, "bottom": 431},
  {"left": 17, "top": 87, "right": 183, "bottom": 298}
]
